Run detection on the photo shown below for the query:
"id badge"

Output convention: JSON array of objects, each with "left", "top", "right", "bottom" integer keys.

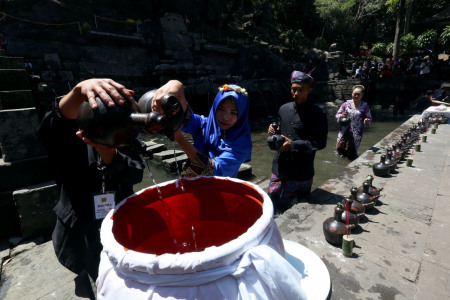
[{"left": 93, "top": 192, "right": 115, "bottom": 220}]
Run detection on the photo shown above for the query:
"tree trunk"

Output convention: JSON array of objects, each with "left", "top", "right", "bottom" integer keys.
[
  {"left": 404, "top": 0, "right": 413, "bottom": 35},
  {"left": 354, "top": 16, "right": 375, "bottom": 56},
  {"left": 392, "top": 0, "right": 406, "bottom": 58}
]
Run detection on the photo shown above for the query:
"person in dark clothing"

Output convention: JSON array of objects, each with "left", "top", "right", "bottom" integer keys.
[
  {"left": 338, "top": 60, "right": 347, "bottom": 77},
  {"left": 38, "top": 78, "right": 144, "bottom": 296},
  {"left": 267, "top": 71, "right": 328, "bottom": 214},
  {"left": 416, "top": 90, "right": 433, "bottom": 112},
  {"left": 393, "top": 83, "right": 409, "bottom": 118}
]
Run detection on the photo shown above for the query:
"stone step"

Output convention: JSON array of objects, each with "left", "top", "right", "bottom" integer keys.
[
  {"left": 0, "top": 90, "right": 34, "bottom": 110},
  {"left": 143, "top": 141, "right": 167, "bottom": 156},
  {"left": 249, "top": 175, "right": 268, "bottom": 185},
  {"left": 153, "top": 149, "right": 185, "bottom": 162},
  {"left": 0, "top": 156, "right": 53, "bottom": 192},
  {"left": 161, "top": 154, "right": 188, "bottom": 173},
  {"left": 13, "top": 181, "right": 58, "bottom": 239},
  {"left": 0, "top": 69, "right": 30, "bottom": 91},
  {"left": 237, "top": 163, "right": 252, "bottom": 179},
  {"left": 0, "top": 56, "right": 25, "bottom": 70},
  {"left": 0, "top": 107, "right": 46, "bottom": 162}
]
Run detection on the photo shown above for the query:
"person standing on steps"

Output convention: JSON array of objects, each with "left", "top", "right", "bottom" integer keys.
[{"left": 267, "top": 70, "right": 328, "bottom": 215}]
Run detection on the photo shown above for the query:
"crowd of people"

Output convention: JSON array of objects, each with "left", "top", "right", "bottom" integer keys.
[
  {"left": 340, "top": 53, "right": 450, "bottom": 121},
  {"left": 342, "top": 55, "right": 449, "bottom": 81}
]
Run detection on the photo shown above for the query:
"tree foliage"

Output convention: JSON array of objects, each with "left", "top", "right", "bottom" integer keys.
[
  {"left": 314, "top": 37, "right": 329, "bottom": 50},
  {"left": 399, "top": 33, "right": 416, "bottom": 57},
  {"left": 270, "top": 0, "right": 319, "bottom": 36},
  {"left": 312, "top": 0, "right": 385, "bottom": 53},
  {"left": 416, "top": 29, "right": 437, "bottom": 50},
  {"left": 371, "top": 42, "right": 387, "bottom": 57},
  {"left": 189, "top": 0, "right": 450, "bottom": 57},
  {"left": 280, "top": 29, "right": 313, "bottom": 52},
  {"left": 438, "top": 26, "right": 450, "bottom": 50}
]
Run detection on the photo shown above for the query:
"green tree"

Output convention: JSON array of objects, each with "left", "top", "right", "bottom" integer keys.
[
  {"left": 314, "top": 36, "right": 329, "bottom": 50},
  {"left": 280, "top": 29, "right": 312, "bottom": 52},
  {"left": 439, "top": 25, "right": 450, "bottom": 51},
  {"left": 314, "top": 0, "right": 384, "bottom": 54},
  {"left": 399, "top": 33, "right": 416, "bottom": 57},
  {"left": 271, "top": 0, "right": 321, "bottom": 39},
  {"left": 386, "top": 0, "right": 406, "bottom": 58},
  {"left": 416, "top": 29, "right": 437, "bottom": 51},
  {"left": 371, "top": 42, "right": 387, "bottom": 57}
]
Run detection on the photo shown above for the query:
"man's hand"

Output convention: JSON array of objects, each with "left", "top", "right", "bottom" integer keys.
[{"left": 278, "top": 135, "right": 291, "bottom": 152}]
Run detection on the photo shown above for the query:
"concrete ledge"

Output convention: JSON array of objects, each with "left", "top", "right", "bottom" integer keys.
[
  {"left": 0, "top": 56, "right": 25, "bottom": 69},
  {"left": 0, "top": 156, "right": 53, "bottom": 192},
  {"left": 0, "top": 70, "right": 30, "bottom": 91},
  {"left": 161, "top": 154, "right": 188, "bottom": 173},
  {"left": 0, "top": 90, "right": 34, "bottom": 110},
  {"left": 13, "top": 181, "right": 58, "bottom": 239},
  {"left": 143, "top": 142, "right": 167, "bottom": 156},
  {"left": 0, "top": 108, "right": 46, "bottom": 162},
  {"left": 237, "top": 163, "right": 252, "bottom": 179},
  {"left": 90, "top": 31, "right": 143, "bottom": 44},
  {"left": 153, "top": 149, "right": 185, "bottom": 162}
]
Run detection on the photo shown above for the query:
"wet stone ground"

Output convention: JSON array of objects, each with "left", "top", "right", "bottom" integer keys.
[{"left": 275, "top": 114, "right": 450, "bottom": 299}]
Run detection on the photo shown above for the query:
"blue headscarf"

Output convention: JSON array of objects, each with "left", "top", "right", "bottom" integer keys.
[{"left": 196, "top": 84, "right": 252, "bottom": 163}]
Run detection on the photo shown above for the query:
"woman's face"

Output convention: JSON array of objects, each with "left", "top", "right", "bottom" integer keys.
[
  {"left": 352, "top": 88, "right": 364, "bottom": 103},
  {"left": 216, "top": 99, "right": 238, "bottom": 131}
]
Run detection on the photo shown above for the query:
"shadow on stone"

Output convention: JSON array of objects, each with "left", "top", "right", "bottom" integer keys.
[
  {"left": 310, "top": 188, "right": 345, "bottom": 205},
  {"left": 365, "top": 206, "right": 381, "bottom": 215},
  {"left": 358, "top": 215, "right": 369, "bottom": 224},
  {"left": 351, "top": 225, "right": 369, "bottom": 235}
]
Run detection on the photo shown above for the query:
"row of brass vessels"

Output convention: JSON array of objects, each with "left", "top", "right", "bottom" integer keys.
[
  {"left": 323, "top": 175, "right": 382, "bottom": 245},
  {"left": 428, "top": 113, "right": 448, "bottom": 125},
  {"left": 323, "top": 114, "right": 448, "bottom": 246},
  {"left": 372, "top": 120, "right": 428, "bottom": 177}
]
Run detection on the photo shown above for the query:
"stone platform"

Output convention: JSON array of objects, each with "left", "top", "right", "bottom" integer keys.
[{"left": 276, "top": 115, "right": 450, "bottom": 299}]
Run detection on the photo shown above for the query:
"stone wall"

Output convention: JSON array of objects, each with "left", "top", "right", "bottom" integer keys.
[
  {"left": 0, "top": 56, "right": 58, "bottom": 240},
  {"left": 2, "top": 12, "right": 294, "bottom": 118}
]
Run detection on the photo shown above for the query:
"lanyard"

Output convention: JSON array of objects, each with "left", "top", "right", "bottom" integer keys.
[{"left": 102, "top": 171, "right": 106, "bottom": 193}]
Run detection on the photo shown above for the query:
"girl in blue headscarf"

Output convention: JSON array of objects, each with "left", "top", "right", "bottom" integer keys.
[{"left": 152, "top": 80, "right": 252, "bottom": 178}]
